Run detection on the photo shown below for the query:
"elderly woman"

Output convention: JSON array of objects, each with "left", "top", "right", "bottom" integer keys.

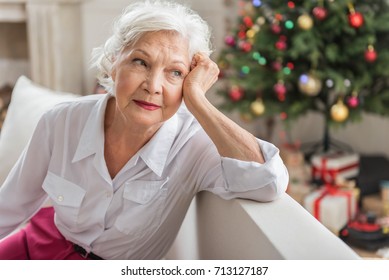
[{"left": 0, "top": 0, "right": 288, "bottom": 259}]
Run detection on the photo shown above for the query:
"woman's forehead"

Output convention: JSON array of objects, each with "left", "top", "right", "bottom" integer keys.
[{"left": 123, "top": 31, "right": 190, "bottom": 62}]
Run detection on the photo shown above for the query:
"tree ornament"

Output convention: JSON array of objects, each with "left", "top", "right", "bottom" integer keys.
[
  {"left": 271, "top": 60, "right": 282, "bottom": 71},
  {"left": 256, "top": 16, "right": 266, "bottom": 25},
  {"left": 331, "top": 99, "right": 349, "bottom": 122},
  {"left": 312, "top": 6, "right": 328, "bottom": 21},
  {"left": 275, "top": 35, "right": 288, "bottom": 51},
  {"left": 298, "top": 73, "right": 322, "bottom": 96},
  {"left": 243, "top": 16, "right": 254, "bottom": 28},
  {"left": 297, "top": 14, "right": 313, "bottom": 30},
  {"left": 325, "top": 79, "right": 334, "bottom": 88},
  {"left": 246, "top": 29, "right": 256, "bottom": 39},
  {"left": 252, "top": 0, "right": 262, "bottom": 8},
  {"left": 348, "top": 3, "right": 364, "bottom": 28},
  {"left": 364, "top": 45, "right": 377, "bottom": 63},
  {"left": 280, "top": 112, "right": 288, "bottom": 120},
  {"left": 224, "top": 35, "right": 236, "bottom": 47},
  {"left": 275, "top": 40, "right": 287, "bottom": 51},
  {"left": 347, "top": 91, "right": 360, "bottom": 108},
  {"left": 271, "top": 22, "right": 282, "bottom": 34},
  {"left": 239, "top": 40, "right": 252, "bottom": 52},
  {"left": 287, "top": 1, "right": 295, "bottom": 9},
  {"left": 238, "top": 30, "right": 247, "bottom": 39},
  {"left": 273, "top": 81, "right": 287, "bottom": 101},
  {"left": 250, "top": 98, "right": 266, "bottom": 116},
  {"left": 349, "top": 12, "right": 364, "bottom": 28},
  {"left": 228, "top": 86, "right": 244, "bottom": 101}
]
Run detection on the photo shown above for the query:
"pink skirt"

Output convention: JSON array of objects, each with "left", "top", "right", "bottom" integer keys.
[{"left": 0, "top": 207, "right": 86, "bottom": 260}]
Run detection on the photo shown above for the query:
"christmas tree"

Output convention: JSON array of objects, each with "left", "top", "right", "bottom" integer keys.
[{"left": 218, "top": 0, "right": 389, "bottom": 150}]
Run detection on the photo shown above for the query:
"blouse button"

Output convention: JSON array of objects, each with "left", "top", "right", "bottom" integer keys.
[{"left": 57, "top": 195, "right": 64, "bottom": 202}]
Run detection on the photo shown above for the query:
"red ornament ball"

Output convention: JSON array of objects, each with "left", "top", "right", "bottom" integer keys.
[
  {"left": 348, "top": 12, "right": 364, "bottom": 28},
  {"left": 364, "top": 48, "right": 377, "bottom": 63},
  {"left": 224, "top": 35, "right": 235, "bottom": 47},
  {"left": 275, "top": 40, "right": 287, "bottom": 51},
  {"left": 280, "top": 112, "right": 288, "bottom": 120},
  {"left": 273, "top": 82, "right": 287, "bottom": 101},
  {"left": 229, "top": 86, "right": 244, "bottom": 101},
  {"left": 347, "top": 96, "right": 359, "bottom": 108},
  {"left": 286, "top": 62, "right": 295, "bottom": 70},
  {"left": 238, "top": 30, "right": 246, "bottom": 39},
  {"left": 239, "top": 41, "right": 252, "bottom": 52},
  {"left": 271, "top": 61, "right": 282, "bottom": 71},
  {"left": 271, "top": 23, "right": 282, "bottom": 34},
  {"left": 312, "top": 6, "right": 328, "bottom": 21},
  {"left": 243, "top": 16, "right": 253, "bottom": 28}
]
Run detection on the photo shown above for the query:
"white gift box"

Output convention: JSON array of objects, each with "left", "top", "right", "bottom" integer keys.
[
  {"left": 311, "top": 152, "right": 360, "bottom": 184},
  {"left": 304, "top": 187, "right": 358, "bottom": 234}
]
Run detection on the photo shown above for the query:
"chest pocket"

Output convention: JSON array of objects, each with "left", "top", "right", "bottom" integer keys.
[
  {"left": 114, "top": 178, "right": 169, "bottom": 236},
  {"left": 42, "top": 171, "right": 86, "bottom": 230}
]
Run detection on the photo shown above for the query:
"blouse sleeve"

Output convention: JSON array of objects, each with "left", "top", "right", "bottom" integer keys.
[
  {"left": 218, "top": 139, "right": 289, "bottom": 201},
  {"left": 192, "top": 130, "right": 289, "bottom": 202},
  {"left": 0, "top": 112, "right": 52, "bottom": 239}
]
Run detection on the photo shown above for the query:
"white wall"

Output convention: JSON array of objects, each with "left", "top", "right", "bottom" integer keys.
[{"left": 80, "top": 0, "right": 389, "bottom": 158}]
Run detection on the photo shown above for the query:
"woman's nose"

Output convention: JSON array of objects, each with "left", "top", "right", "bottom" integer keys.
[{"left": 143, "top": 70, "right": 163, "bottom": 95}]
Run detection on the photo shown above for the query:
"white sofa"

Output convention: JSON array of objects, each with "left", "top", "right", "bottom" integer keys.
[
  {"left": 0, "top": 76, "right": 360, "bottom": 259},
  {"left": 166, "top": 192, "right": 360, "bottom": 259}
]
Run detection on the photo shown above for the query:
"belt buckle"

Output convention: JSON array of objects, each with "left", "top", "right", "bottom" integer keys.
[
  {"left": 79, "top": 250, "right": 89, "bottom": 259},
  {"left": 74, "top": 244, "right": 90, "bottom": 259}
]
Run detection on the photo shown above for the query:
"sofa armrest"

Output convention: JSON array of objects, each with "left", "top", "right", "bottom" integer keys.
[{"left": 166, "top": 192, "right": 360, "bottom": 259}]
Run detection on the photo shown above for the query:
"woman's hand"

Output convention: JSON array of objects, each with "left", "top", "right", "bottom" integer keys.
[
  {"left": 183, "top": 53, "right": 219, "bottom": 102},
  {"left": 181, "top": 53, "right": 265, "bottom": 164}
]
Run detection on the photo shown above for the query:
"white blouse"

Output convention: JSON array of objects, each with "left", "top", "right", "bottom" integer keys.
[{"left": 0, "top": 93, "right": 288, "bottom": 259}]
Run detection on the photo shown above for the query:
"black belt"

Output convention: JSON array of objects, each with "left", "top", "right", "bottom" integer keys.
[{"left": 73, "top": 244, "right": 104, "bottom": 260}]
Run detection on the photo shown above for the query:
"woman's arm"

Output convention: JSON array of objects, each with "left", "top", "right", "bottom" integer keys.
[
  {"left": 0, "top": 114, "right": 51, "bottom": 239},
  {"left": 183, "top": 53, "right": 265, "bottom": 164}
]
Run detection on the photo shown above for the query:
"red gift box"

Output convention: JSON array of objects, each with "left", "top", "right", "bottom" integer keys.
[
  {"left": 311, "top": 152, "right": 359, "bottom": 184},
  {"left": 304, "top": 184, "right": 359, "bottom": 233}
]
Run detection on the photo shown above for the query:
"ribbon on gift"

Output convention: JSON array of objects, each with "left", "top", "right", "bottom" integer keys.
[
  {"left": 312, "top": 156, "right": 359, "bottom": 184},
  {"left": 313, "top": 184, "right": 354, "bottom": 221}
]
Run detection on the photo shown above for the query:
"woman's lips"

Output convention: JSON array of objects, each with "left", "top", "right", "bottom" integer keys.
[{"left": 133, "top": 100, "right": 161, "bottom": 111}]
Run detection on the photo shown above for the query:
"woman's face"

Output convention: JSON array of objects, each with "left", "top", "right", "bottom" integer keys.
[{"left": 111, "top": 31, "right": 190, "bottom": 129}]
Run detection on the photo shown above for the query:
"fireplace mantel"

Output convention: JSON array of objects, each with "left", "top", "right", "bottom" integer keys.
[{"left": 0, "top": 0, "right": 86, "bottom": 94}]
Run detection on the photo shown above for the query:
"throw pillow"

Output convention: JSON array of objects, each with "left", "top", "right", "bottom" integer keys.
[{"left": 0, "top": 76, "right": 80, "bottom": 185}]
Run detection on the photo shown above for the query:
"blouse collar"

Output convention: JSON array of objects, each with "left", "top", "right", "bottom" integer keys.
[{"left": 72, "top": 93, "right": 181, "bottom": 177}]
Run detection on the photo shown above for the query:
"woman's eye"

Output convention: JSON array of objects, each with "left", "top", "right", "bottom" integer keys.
[
  {"left": 133, "top": 58, "right": 146, "bottom": 66},
  {"left": 172, "top": 70, "right": 182, "bottom": 77}
]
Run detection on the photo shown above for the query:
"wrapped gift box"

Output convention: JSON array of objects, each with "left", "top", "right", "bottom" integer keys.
[
  {"left": 311, "top": 152, "right": 360, "bottom": 184},
  {"left": 304, "top": 185, "right": 358, "bottom": 234}
]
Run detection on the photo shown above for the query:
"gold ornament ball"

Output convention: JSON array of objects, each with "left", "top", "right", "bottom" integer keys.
[
  {"left": 256, "top": 16, "right": 266, "bottom": 25},
  {"left": 250, "top": 98, "right": 265, "bottom": 116},
  {"left": 297, "top": 14, "right": 313, "bottom": 30},
  {"left": 331, "top": 100, "right": 349, "bottom": 122},
  {"left": 298, "top": 73, "right": 322, "bottom": 96}
]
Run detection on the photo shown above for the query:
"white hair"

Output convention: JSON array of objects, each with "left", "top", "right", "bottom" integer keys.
[{"left": 91, "top": 0, "right": 213, "bottom": 93}]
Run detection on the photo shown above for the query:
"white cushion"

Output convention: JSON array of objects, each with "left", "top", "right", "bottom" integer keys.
[{"left": 0, "top": 76, "right": 80, "bottom": 185}]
